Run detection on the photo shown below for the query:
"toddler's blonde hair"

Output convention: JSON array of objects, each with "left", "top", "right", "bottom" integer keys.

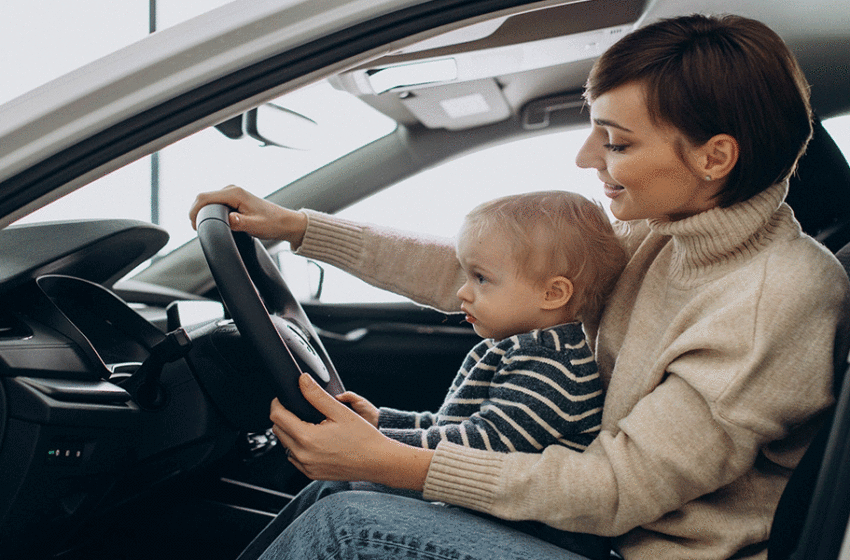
[{"left": 459, "top": 191, "right": 627, "bottom": 323}]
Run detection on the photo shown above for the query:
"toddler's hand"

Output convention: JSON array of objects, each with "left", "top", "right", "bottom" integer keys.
[{"left": 336, "top": 391, "right": 380, "bottom": 427}]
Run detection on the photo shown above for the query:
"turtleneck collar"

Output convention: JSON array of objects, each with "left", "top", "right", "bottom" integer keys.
[{"left": 645, "top": 182, "right": 798, "bottom": 284}]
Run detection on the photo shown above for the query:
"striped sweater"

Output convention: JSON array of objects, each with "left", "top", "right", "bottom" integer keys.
[{"left": 378, "top": 322, "right": 604, "bottom": 452}]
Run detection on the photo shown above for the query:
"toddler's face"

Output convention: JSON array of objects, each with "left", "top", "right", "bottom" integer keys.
[{"left": 455, "top": 229, "right": 549, "bottom": 341}]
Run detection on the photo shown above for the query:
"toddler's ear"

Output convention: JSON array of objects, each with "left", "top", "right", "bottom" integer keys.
[{"left": 541, "top": 276, "right": 573, "bottom": 310}]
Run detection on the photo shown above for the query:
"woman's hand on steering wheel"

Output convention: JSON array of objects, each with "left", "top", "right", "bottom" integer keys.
[
  {"left": 189, "top": 185, "right": 308, "bottom": 247},
  {"left": 271, "top": 374, "right": 433, "bottom": 491}
]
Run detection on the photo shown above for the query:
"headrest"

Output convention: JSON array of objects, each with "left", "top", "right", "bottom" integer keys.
[{"left": 786, "top": 115, "right": 850, "bottom": 248}]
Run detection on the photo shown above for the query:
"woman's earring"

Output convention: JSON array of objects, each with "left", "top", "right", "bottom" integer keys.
[{"left": 704, "top": 175, "right": 712, "bottom": 181}]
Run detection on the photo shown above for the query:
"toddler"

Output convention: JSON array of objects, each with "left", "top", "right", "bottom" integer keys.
[{"left": 340, "top": 190, "right": 627, "bottom": 453}]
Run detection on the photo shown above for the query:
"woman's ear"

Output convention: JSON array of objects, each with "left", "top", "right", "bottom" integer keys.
[
  {"left": 697, "top": 133, "right": 740, "bottom": 180},
  {"left": 541, "top": 276, "right": 574, "bottom": 310}
]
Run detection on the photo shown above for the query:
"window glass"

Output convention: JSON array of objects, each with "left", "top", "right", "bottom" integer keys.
[
  {"left": 0, "top": 1, "right": 237, "bottom": 106},
  {"left": 17, "top": 80, "right": 398, "bottom": 257},
  {"left": 154, "top": 81, "right": 397, "bottom": 254},
  {"left": 300, "top": 128, "right": 599, "bottom": 303},
  {"left": 0, "top": 1, "right": 148, "bottom": 105},
  {"left": 156, "top": 0, "right": 234, "bottom": 30},
  {"left": 824, "top": 114, "right": 850, "bottom": 161}
]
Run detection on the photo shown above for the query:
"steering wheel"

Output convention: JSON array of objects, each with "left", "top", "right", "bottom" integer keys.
[{"left": 195, "top": 204, "right": 344, "bottom": 423}]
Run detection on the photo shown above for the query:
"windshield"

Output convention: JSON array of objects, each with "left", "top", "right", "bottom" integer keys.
[
  {"left": 6, "top": 1, "right": 402, "bottom": 260},
  {"left": 16, "top": 80, "right": 398, "bottom": 256}
]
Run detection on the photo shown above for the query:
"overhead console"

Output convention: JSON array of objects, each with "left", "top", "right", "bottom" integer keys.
[{"left": 330, "top": 0, "right": 646, "bottom": 129}]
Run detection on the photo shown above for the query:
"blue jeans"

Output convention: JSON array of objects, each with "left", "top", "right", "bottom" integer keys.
[{"left": 237, "top": 481, "right": 610, "bottom": 560}]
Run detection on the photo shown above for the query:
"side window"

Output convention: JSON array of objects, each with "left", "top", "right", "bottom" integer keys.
[
  {"left": 286, "top": 113, "right": 850, "bottom": 305},
  {"left": 824, "top": 114, "right": 850, "bottom": 161},
  {"left": 284, "top": 128, "right": 599, "bottom": 304}
]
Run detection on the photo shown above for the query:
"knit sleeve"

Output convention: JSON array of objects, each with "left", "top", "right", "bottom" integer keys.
[
  {"left": 377, "top": 408, "right": 436, "bottom": 430},
  {"left": 296, "top": 210, "right": 464, "bottom": 312},
  {"left": 377, "top": 339, "right": 485, "bottom": 442},
  {"left": 379, "top": 342, "right": 604, "bottom": 452}
]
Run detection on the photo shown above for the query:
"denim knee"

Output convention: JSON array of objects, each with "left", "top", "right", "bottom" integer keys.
[
  {"left": 260, "top": 491, "right": 597, "bottom": 560},
  {"left": 259, "top": 491, "right": 393, "bottom": 560}
]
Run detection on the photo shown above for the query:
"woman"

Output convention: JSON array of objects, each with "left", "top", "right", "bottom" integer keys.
[{"left": 190, "top": 14, "right": 850, "bottom": 560}]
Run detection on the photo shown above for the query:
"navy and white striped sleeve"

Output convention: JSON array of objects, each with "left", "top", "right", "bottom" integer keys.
[
  {"left": 377, "top": 408, "right": 436, "bottom": 430},
  {"left": 376, "top": 340, "right": 490, "bottom": 432},
  {"left": 486, "top": 336, "right": 604, "bottom": 452},
  {"left": 381, "top": 328, "right": 604, "bottom": 452}
]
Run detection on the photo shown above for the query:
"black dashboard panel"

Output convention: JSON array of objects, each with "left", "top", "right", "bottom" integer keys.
[
  {"left": 0, "top": 275, "right": 156, "bottom": 382},
  {"left": 0, "top": 219, "right": 239, "bottom": 559},
  {"left": 0, "top": 219, "right": 168, "bottom": 292},
  {"left": 0, "top": 218, "right": 170, "bottom": 380}
]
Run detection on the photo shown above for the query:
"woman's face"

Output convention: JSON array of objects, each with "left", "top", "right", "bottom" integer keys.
[{"left": 576, "top": 81, "right": 722, "bottom": 222}]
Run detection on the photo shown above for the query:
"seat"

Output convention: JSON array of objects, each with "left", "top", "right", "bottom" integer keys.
[{"left": 768, "top": 319, "right": 850, "bottom": 559}]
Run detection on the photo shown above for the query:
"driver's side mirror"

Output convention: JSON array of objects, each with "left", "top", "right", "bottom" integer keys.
[
  {"left": 276, "top": 252, "right": 325, "bottom": 301},
  {"left": 307, "top": 260, "right": 325, "bottom": 301}
]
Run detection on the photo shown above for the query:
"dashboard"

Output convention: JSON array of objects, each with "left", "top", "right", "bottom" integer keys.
[{"left": 0, "top": 220, "right": 240, "bottom": 559}]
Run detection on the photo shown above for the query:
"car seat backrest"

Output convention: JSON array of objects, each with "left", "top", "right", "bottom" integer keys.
[{"left": 767, "top": 242, "right": 850, "bottom": 559}]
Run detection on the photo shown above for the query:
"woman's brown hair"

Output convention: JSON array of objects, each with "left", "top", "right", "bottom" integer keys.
[{"left": 584, "top": 14, "right": 812, "bottom": 207}]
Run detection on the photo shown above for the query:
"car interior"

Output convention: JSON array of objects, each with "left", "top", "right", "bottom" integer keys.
[{"left": 1, "top": 0, "right": 849, "bottom": 559}]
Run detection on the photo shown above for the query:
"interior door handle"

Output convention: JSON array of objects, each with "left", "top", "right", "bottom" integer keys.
[{"left": 314, "top": 322, "right": 473, "bottom": 343}]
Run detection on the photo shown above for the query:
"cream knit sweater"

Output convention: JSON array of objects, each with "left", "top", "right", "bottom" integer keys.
[{"left": 296, "top": 182, "right": 850, "bottom": 560}]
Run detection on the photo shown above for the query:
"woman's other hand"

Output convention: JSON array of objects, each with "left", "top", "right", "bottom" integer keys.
[
  {"left": 271, "top": 374, "right": 433, "bottom": 490},
  {"left": 336, "top": 391, "right": 380, "bottom": 427},
  {"left": 189, "top": 185, "right": 308, "bottom": 248}
]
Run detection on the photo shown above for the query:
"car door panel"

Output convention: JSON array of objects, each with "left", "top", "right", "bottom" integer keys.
[{"left": 303, "top": 302, "right": 478, "bottom": 414}]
